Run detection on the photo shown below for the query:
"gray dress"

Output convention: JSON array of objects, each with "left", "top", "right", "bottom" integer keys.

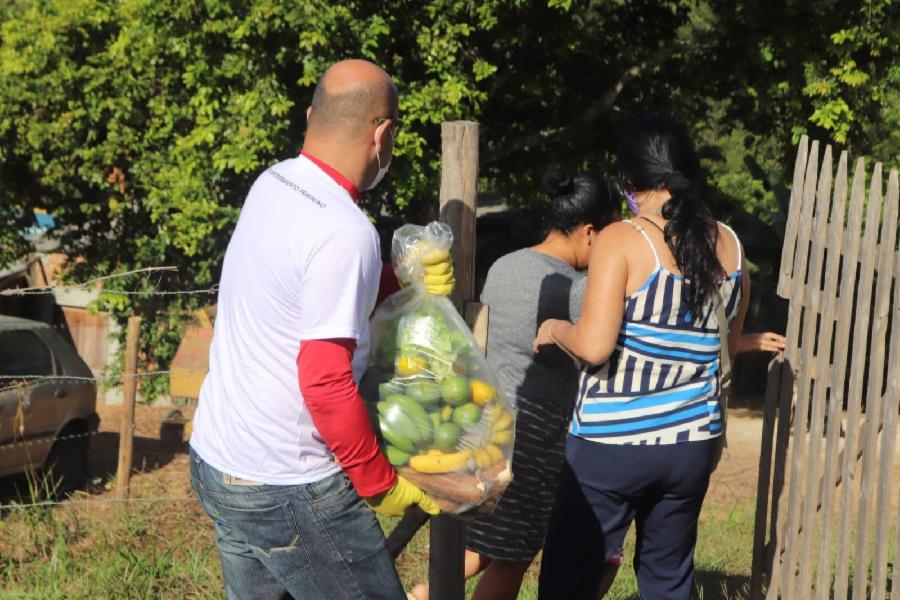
[{"left": 466, "top": 248, "right": 584, "bottom": 561}]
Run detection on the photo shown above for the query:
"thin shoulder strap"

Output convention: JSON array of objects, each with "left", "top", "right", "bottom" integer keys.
[
  {"left": 719, "top": 222, "right": 743, "bottom": 267},
  {"left": 623, "top": 220, "right": 661, "bottom": 269}
]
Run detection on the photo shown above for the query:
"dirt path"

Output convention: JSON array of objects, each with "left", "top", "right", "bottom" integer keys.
[
  {"left": 9, "top": 401, "right": 886, "bottom": 544},
  {"left": 88, "top": 402, "right": 197, "bottom": 501},
  {"left": 85, "top": 403, "right": 768, "bottom": 510},
  {"left": 705, "top": 411, "right": 763, "bottom": 508},
  {"left": 710, "top": 407, "right": 900, "bottom": 499},
  {"left": 72, "top": 403, "right": 900, "bottom": 517}
]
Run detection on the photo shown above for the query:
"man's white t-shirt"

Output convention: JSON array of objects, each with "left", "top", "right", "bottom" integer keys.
[{"left": 190, "top": 155, "right": 381, "bottom": 485}]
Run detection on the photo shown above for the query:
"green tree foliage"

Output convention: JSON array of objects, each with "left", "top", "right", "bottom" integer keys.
[
  {"left": 0, "top": 0, "right": 896, "bottom": 396},
  {"left": 0, "top": 206, "right": 30, "bottom": 268}
]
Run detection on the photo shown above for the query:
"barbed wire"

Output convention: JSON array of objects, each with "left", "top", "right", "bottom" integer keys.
[
  {"left": 1, "top": 285, "right": 219, "bottom": 297},
  {"left": 0, "top": 421, "right": 190, "bottom": 452},
  {"left": 0, "top": 265, "right": 219, "bottom": 297},
  {"left": 0, "top": 445, "right": 766, "bottom": 512},
  {"left": 2, "top": 266, "right": 178, "bottom": 295},
  {"left": 0, "top": 369, "right": 211, "bottom": 395},
  {"left": 712, "top": 462, "right": 760, "bottom": 483},
  {"left": 1, "top": 470, "right": 762, "bottom": 512},
  {"left": 0, "top": 407, "right": 190, "bottom": 455},
  {"left": 2, "top": 494, "right": 195, "bottom": 510},
  {"left": 1, "top": 370, "right": 206, "bottom": 383},
  {"left": 2, "top": 428, "right": 105, "bottom": 451},
  {"left": 2, "top": 481, "right": 763, "bottom": 513}
]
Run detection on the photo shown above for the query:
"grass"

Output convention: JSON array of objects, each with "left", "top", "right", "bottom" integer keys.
[
  {"left": 0, "top": 502, "right": 221, "bottom": 599},
  {"left": 0, "top": 492, "right": 756, "bottom": 599}
]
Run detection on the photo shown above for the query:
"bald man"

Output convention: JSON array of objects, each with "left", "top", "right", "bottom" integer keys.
[{"left": 190, "top": 60, "right": 443, "bottom": 600}]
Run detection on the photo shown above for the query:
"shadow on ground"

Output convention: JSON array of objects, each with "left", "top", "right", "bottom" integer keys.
[
  {"left": 694, "top": 570, "right": 751, "bottom": 599},
  {"left": 600, "top": 570, "right": 751, "bottom": 600},
  {"left": 0, "top": 427, "right": 188, "bottom": 507}
]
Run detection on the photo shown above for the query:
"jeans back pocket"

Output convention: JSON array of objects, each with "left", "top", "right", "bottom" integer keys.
[{"left": 212, "top": 497, "right": 312, "bottom": 580}]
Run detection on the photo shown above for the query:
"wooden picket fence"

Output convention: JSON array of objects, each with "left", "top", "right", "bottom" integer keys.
[{"left": 750, "top": 136, "right": 900, "bottom": 599}]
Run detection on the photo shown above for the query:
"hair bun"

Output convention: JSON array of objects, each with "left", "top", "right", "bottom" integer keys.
[{"left": 542, "top": 165, "right": 575, "bottom": 197}]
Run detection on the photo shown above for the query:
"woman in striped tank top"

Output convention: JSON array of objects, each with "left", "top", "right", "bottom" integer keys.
[{"left": 533, "top": 116, "right": 751, "bottom": 600}]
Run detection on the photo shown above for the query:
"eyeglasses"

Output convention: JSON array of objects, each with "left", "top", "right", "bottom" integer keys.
[{"left": 373, "top": 116, "right": 403, "bottom": 134}]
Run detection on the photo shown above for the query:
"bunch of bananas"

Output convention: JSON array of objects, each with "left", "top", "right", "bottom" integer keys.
[{"left": 419, "top": 247, "right": 455, "bottom": 296}]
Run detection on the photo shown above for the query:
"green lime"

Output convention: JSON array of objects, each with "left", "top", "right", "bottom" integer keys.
[
  {"left": 434, "top": 423, "right": 462, "bottom": 452},
  {"left": 441, "top": 374, "right": 470, "bottom": 407},
  {"left": 452, "top": 403, "right": 482, "bottom": 428},
  {"left": 385, "top": 445, "right": 411, "bottom": 466}
]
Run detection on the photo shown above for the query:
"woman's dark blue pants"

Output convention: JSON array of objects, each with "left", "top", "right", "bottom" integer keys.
[{"left": 538, "top": 435, "right": 717, "bottom": 600}]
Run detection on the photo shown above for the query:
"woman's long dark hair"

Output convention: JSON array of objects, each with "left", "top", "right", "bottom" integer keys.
[
  {"left": 542, "top": 166, "right": 619, "bottom": 234},
  {"left": 618, "top": 116, "right": 722, "bottom": 320}
]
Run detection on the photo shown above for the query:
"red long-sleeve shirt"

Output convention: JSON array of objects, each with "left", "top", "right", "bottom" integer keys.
[{"left": 298, "top": 338, "right": 396, "bottom": 497}]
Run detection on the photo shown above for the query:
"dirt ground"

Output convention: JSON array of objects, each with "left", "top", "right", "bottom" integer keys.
[
  {"left": 78, "top": 402, "right": 769, "bottom": 510},
  {"left": 0, "top": 400, "right": 757, "bottom": 525},
  {"left": 90, "top": 403, "right": 766, "bottom": 508},
  {"left": 8, "top": 400, "right": 894, "bottom": 521},
  {"left": 704, "top": 408, "right": 766, "bottom": 508},
  {"left": 87, "top": 402, "right": 199, "bottom": 500}
]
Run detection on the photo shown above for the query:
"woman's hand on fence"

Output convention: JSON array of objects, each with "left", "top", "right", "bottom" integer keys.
[{"left": 736, "top": 332, "right": 786, "bottom": 354}]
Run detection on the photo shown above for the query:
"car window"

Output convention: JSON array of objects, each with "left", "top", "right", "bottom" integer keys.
[{"left": 0, "top": 330, "right": 54, "bottom": 379}]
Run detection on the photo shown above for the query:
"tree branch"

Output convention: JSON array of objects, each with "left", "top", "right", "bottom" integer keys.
[{"left": 480, "top": 32, "right": 716, "bottom": 166}]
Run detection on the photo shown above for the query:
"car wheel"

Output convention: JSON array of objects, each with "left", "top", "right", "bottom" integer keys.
[{"left": 43, "top": 433, "right": 89, "bottom": 499}]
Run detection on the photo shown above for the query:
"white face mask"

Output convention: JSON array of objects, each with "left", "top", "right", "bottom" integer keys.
[{"left": 366, "top": 127, "right": 393, "bottom": 191}]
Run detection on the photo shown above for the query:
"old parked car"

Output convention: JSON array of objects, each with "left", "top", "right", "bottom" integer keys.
[{"left": 0, "top": 315, "right": 99, "bottom": 496}]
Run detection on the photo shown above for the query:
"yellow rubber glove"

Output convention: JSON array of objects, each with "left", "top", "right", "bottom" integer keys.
[
  {"left": 420, "top": 248, "right": 455, "bottom": 296},
  {"left": 366, "top": 475, "right": 441, "bottom": 517}
]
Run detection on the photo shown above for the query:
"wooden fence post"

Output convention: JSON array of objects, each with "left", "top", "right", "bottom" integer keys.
[
  {"left": 116, "top": 315, "right": 141, "bottom": 499},
  {"left": 430, "top": 120, "right": 479, "bottom": 600}
]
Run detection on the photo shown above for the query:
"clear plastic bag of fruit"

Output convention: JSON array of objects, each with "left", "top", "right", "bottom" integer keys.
[{"left": 361, "top": 222, "right": 514, "bottom": 516}]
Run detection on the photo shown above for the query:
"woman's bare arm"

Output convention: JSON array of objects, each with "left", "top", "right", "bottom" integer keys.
[
  {"left": 533, "top": 223, "right": 629, "bottom": 365},
  {"left": 726, "top": 256, "right": 751, "bottom": 364}
]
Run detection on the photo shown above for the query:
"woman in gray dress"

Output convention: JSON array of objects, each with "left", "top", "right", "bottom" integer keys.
[{"left": 411, "top": 167, "right": 620, "bottom": 600}]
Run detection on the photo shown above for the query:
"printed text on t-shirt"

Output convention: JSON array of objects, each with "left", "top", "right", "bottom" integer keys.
[{"left": 267, "top": 169, "right": 326, "bottom": 208}]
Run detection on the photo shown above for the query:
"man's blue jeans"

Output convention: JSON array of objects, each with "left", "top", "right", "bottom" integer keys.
[{"left": 189, "top": 448, "right": 406, "bottom": 599}]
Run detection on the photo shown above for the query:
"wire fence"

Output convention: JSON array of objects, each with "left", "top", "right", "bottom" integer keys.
[
  {"left": 0, "top": 369, "right": 209, "bottom": 395},
  {"left": 2, "top": 494, "right": 196, "bottom": 511},
  {"left": 1, "top": 286, "right": 220, "bottom": 297},
  {"left": 1, "top": 270, "right": 211, "bottom": 513},
  {"left": 0, "top": 266, "right": 219, "bottom": 297},
  {"left": 0, "top": 410, "right": 764, "bottom": 513},
  {"left": 1, "top": 270, "right": 765, "bottom": 517}
]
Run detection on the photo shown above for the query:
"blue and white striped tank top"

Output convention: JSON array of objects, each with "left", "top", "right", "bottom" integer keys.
[{"left": 571, "top": 220, "right": 743, "bottom": 445}]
